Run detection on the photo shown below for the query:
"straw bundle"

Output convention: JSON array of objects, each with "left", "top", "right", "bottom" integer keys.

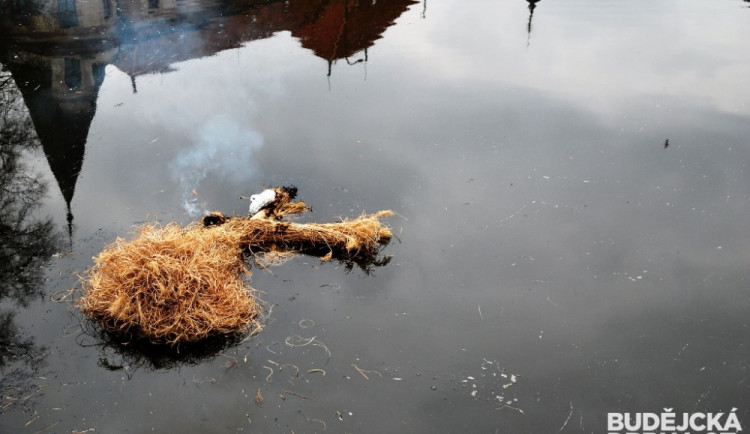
[{"left": 79, "top": 188, "right": 392, "bottom": 345}]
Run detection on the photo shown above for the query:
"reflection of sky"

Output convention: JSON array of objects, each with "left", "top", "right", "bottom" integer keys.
[
  {"left": 398, "top": 0, "right": 750, "bottom": 115},
  {"left": 9, "top": 0, "right": 750, "bottom": 431},
  {"left": 76, "top": 35, "right": 302, "bottom": 227}
]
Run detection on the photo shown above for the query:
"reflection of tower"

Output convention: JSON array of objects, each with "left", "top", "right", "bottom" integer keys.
[
  {"left": 9, "top": 58, "right": 108, "bottom": 240},
  {"left": 526, "top": 0, "right": 541, "bottom": 47},
  {"left": 0, "top": 0, "right": 118, "bottom": 242},
  {"left": 1, "top": 0, "right": 420, "bottom": 234}
]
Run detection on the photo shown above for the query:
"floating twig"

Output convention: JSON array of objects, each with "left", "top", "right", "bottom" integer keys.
[
  {"left": 351, "top": 364, "right": 382, "bottom": 380},
  {"left": 282, "top": 390, "right": 311, "bottom": 400},
  {"left": 281, "top": 363, "right": 300, "bottom": 378},
  {"left": 266, "top": 341, "right": 282, "bottom": 355},
  {"left": 298, "top": 319, "right": 315, "bottom": 329},
  {"left": 311, "top": 419, "right": 327, "bottom": 431},
  {"left": 263, "top": 366, "right": 274, "bottom": 383},
  {"left": 497, "top": 404, "right": 525, "bottom": 414},
  {"left": 285, "top": 335, "right": 317, "bottom": 347},
  {"left": 31, "top": 422, "right": 59, "bottom": 434},
  {"left": 25, "top": 413, "right": 39, "bottom": 426},
  {"left": 50, "top": 288, "right": 77, "bottom": 303},
  {"left": 558, "top": 400, "right": 573, "bottom": 432}
]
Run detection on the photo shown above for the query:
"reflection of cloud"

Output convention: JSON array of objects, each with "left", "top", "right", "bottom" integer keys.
[
  {"left": 396, "top": 1, "right": 750, "bottom": 117},
  {"left": 513, "top": 281, "right": 750, "bottom": 430},
  {"left": 169, "top": 114, "right": 263, "bottom": 216}
]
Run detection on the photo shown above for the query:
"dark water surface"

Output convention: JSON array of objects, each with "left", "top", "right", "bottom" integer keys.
[{"left": 2, "top": 0, "right": 750, "bottom": 432}]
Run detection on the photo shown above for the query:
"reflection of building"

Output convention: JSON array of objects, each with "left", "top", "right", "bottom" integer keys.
[
  {"left": 114, "top": 0, "right": 418, "bottom": 79},
  {"left": 0, "top": 0, "right": 417, "bottom": 235},
  {"left": 526, "top": 0, "right": 541, "bottom": 46},
  {"left": 7, "top": 0, "right": 117, "bottom": 35},
  {"left": 0, "top": 0, "right": 119, "bottom": 238},
  {"left": 292, "top": 0, "right": 417, "bottom": 75}
]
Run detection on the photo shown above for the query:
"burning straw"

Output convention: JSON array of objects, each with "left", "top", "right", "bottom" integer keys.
[{"left": 78, "top": 187, "right": 392, "bottom": 345}]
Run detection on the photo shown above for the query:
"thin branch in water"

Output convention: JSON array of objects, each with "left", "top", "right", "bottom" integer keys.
[{"left": 558, "top": 400, "right": 574, "bottom": 432}]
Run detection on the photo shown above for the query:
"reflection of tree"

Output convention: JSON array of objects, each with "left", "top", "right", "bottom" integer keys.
[
  {"left": 0, "top": 68, "right": 60, "bottom": 308},
  {"left": 0, "top": 311, "right": 46, "bottom": 371},
  {"left": 0, "top": 66, "right": 60, "bottom": 409}
]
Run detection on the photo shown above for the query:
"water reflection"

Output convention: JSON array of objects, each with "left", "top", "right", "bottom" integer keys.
[
  {"left": 1, "top": 0, "right": 418, "bottom": 82},
  {"left": 0, "top": 69, "right": 62, "bottom": 410},
  {"left": 526, "top": 0, "right": 541, "bottom": 46},
  {"left": 0, "top": 0, "right": 748, "bottom": 429},
  {"left": 7, "top": 58, "right": 109, "bottom": 238},
  {"left": 81, "top": 326, "right": 247, "bottom": 372},
  {"left": 0, "top": 0, "right": 416, "bottom": 230},
  {"left": 0, "top": 0, "right": 117, "bottom": 238},
  {"left": 0, "top": 69, "right": 61, "bottom": 311}
]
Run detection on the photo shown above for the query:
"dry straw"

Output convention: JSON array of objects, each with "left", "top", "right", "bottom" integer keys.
[{"left": 78, "top": 188, "right": 392, "bottom": 345}]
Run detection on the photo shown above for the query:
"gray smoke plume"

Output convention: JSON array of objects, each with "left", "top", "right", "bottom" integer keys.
[{"left": 170, "top": 114, "right": 263, "bottom": 216}]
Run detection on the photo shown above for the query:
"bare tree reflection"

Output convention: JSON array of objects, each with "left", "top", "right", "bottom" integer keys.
[
  {"left": 0, "top": 66, "right": 61, "bottom": 410},
  {"left": 0, "top": 311, "right": 46, "bottom": 371},
  {"left": 0, "top": 70, "right": 60, "bottom": 307}
]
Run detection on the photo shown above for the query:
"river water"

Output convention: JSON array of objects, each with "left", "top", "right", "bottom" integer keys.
[{"left": 1, "top": 0, "right": 749, "bottom": 432}]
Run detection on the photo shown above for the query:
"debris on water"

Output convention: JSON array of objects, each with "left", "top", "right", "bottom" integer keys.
[
  {"left": 285, "top": 335, "right": 332, "bottom": 359},
  {"left": 78, "top": 187, "right": 393, "bottom": 345},
  {"left": 352, "top": 363, "right": 382, "bottom": 380},
  {"left": 451, "top": 359, "right": 521, "bottom": 407},
  {"left": 502, "top": 374, "right": 518, "bottom": 389},
  {"left": 281, "top": 389, "right": 310, "bottom": 400},
  {"left": 298, "top": 319, "right": 315, "bottom": 329},
  {"left": 246, "top": 188, "right": 276, "bottom": 215}
]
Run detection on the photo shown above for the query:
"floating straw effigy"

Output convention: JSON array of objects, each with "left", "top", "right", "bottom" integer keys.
[{"left": 78, "top": 187, "right": 392, "bottom": 345}]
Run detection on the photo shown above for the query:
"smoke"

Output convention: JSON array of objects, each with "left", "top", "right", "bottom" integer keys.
[{"left": 170, "top": 115, "right": 263, "bottom": 217}]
